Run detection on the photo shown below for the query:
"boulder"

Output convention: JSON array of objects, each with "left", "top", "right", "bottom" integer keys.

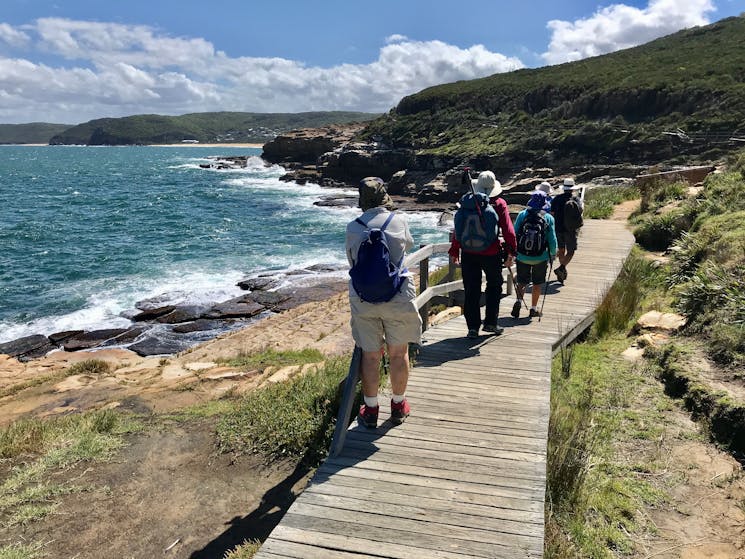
[
  {"left": 131, "top": 305, "right": 177, "bottom": 321},
  {"left": 156, "top": 306, "right": 209, "bottom": 324},
  {"left": 48, "top": 330, "right": 85, "bottom": 345},
  {"left": 0, "top": 334, "right": 56, "bottom": 361},
  {"left": 172, "top": 319, "right": 222, "bottom": 334},
  {"left": 237, "top": 277, "right": 279, "bottom": 291},
  {"left": 204, "top": 300, "right": 264, "bottom": 319},
  {"left": 63, "top": 329, "right": 130, "bottom": 352},
  {"left": 128, "top": 337, "right": 190, "bottom": 357}
]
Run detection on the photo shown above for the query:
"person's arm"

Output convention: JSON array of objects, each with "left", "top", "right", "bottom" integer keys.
[
  {"left": 448, "top": 237, "right": 461, "bottom": 265},
  {"left": 545, "top": 213, "right": 558, "bottom": 258}
]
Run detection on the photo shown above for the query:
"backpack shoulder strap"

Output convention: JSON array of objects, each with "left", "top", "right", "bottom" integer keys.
[
  {"left": 379, "top": 212, "right": 395, "bottom": 232},
  {"left": 355, "top": 217, "right": 368, "bottom": 228}
]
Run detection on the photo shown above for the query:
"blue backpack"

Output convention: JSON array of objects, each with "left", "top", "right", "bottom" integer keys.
[
  {"left": 454, "top": 192, "right": 499, "bottom": 252},
  {"left": 349, "top": 213, "right": 406, "bottom": 303}
]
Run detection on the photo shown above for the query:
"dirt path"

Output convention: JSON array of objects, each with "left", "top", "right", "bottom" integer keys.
[{"left": 6, "top": 419, "right": 312, "bottom": 559}]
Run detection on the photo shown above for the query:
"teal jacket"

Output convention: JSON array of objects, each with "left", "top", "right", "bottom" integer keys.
[{"left": 513, "top": 209, "right": 557, "bottom": 264}]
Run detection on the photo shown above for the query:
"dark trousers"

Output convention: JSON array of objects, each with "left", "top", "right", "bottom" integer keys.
[{"left": 461, "top": 251, "right": 503, "bottom": 330}]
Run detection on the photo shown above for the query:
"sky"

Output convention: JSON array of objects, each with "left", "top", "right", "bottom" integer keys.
[{"left": 0, "top": 0, "right": 743, "bottom": 124}]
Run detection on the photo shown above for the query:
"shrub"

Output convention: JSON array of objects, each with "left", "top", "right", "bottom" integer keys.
[
  {"left": 217, "top": 355, "right": 350, "bottom": 465},
  {"left": 633, "top": 210, "right": 691, "bottom": 251},
  {"left": 639, "top": 179, "right": 687, "bottom": 213},
  {"left": 65, "top": 359, "right": 110, "bottom": 375}
]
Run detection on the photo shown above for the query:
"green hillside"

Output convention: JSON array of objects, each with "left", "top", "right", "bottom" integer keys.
[
  {"left": 363, "top": 16, "right": 745, "bottom": 171},
  {"left": 0, "top": 123, "right": 73, "bottom": 144},
  {"left": 49, "top": 111, "right": 379, "bottom": 145}
]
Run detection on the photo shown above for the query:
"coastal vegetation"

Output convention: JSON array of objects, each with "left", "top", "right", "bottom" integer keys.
[
  {"left": 546, "top": 152, "right": 745, "bottom": 557},
  {"left": 0, "top": 123, "right": 72, "bottom": 145},
  {"left": 46, "top": 111, "right": 379, "bottom": 145},
  {"left": 362, "top": 16, "right": 745, "bottom": 172}
]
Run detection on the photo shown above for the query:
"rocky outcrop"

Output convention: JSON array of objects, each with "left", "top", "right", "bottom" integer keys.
[{"left": 262, "top": 123, "right": 366, "bottom": 164}]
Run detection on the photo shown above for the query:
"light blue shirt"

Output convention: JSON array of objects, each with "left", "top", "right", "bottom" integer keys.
[{"left": 513, "top": 209, "right": 557, "bottom": 263}]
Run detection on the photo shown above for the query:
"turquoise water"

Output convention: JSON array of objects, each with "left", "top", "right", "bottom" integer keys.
[{"left": 0, "top": 146, "right": 449, "bottom": 342}]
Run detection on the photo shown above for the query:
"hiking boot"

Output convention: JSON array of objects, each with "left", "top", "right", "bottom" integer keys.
[
  {"left": 390, "top": 398, "right": 410, "bottom": 425},
  {"left": 511, "top": 300, "right": 521, "bottom": 319},
  {"left": 358, "top": 404, "right": 379, "bottom": 429},
  {"left": 482, "top": 324, "right": 504, "bottom": 335},
  {"left": 529, "top": 308, "right": 542, "bottom": 318},
  {"left": 467, "top": 329, "right": 479, "bottom": 339},
  {"left": 555, "top": 266, "right": 567, "bottom": 284}
]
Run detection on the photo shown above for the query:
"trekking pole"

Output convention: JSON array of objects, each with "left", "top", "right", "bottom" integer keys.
[
  {"left": 464, "top": 167, "right": 487, "bottom": 230},
  {"left": 507, "top": 258, "right": 530, "bottom": 311},
  {"left": 538, "top": 256, "right": 554, "bottom": 322}
]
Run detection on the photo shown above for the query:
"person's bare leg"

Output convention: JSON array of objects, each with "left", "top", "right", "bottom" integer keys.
[
  {"left": 360, "top": 350, "right": 382, "bottom": 398},
  {"left": 563, "top": 250, "right": 575, "bottom": 268},
  {"left": 557, "top": 247, "right": 567, "bottom": 267},
  {"left": 531, "top": 284, "right": 542, "bottom": 308},
  {"left": 386, "top": 344, "right": 410, "bottom": 396}
]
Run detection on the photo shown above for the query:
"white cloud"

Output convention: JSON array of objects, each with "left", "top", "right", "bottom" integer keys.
[
  {"left": 385, "top": 34, "right": 409, "bottom": 44},
  {"left": 0, "top": 23, "right": 30, "bottom": 48},
  {"left": 542, "top": 0, "right": 715, "bottom": 65},
  {"left": 0, "top": 18, "right": 524, "bottom": 124}
]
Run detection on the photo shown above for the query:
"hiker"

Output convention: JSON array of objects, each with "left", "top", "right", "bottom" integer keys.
[
  {"left": 449, "top": 170, "right": 517, "bottom": 338},
  {"left": 536, "top": 181, "right": 553, "bottom": 210},
  {"left": 511, "top": 191, "right": 557, "bottom": 319},
  {"left": 550, "top": 178, "right": 584, "bottom": 284},
  {"left": 346, "top": 177, "right": 421, "bottom": 429}
]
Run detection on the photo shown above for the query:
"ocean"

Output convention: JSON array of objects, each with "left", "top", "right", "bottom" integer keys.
[{"left": 0, "top": 146, "right": 450, "bottom": 345}]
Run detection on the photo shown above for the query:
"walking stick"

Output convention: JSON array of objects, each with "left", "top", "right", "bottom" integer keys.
[
  {"left": 538, "top": 256, "right": 554, "bottom": 322},
  {"left": 507, "top": 258, "right": 530, "bottom": 312}
]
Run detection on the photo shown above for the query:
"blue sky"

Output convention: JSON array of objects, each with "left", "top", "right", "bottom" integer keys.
[{"left": 0, "top": 0, "right": 742, "bottom": 123}]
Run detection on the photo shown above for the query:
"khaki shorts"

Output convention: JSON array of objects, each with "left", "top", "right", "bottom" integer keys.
[{"left": 350, "top": 296, "right": 422, "bottom": 352}]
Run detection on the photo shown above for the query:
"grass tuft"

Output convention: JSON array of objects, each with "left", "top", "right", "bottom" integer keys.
[
  {"left": 217, "top": 355, "right": 350, "bottom": 465},
  {"left": 223, "top": 539, "right": 262, "bottom": 559},
  {"left": 219, "top": 348, "right": 325, "bottom": 370}
]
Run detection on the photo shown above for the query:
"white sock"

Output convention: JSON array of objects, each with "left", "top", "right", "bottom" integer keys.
[
  {"left": 531, "top": 306, "right": 537, "bottom": 310},
  {"left": 392, "top": 394, "right": 405, "bottom": 404},
  {"left": 364, "top": 396, "right": 378, "bottom": 408}
]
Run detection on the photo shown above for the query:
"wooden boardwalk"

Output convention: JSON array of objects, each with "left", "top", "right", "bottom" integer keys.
[{"left": 255, "top": 220, "right": 636, "bottom": 559}]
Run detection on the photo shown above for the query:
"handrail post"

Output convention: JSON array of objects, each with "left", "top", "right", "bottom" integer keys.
[
  {"left": 419, "top": 244, "right": 429, "bottom": 332},
  {"left": 329, "top": 346, "right": 362, "bottom": 458}
]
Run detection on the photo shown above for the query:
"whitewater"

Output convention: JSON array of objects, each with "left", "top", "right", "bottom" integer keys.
[{"left": 0, "top": 145, "right": 450, "bottom": 344}]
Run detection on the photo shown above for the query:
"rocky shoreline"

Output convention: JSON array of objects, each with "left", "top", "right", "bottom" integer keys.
[
  {"left": 0, "top": 124, "right": 711, "bottom": 365},
  {"left": 0, "top": 267, "right": 348, "bottom": 362}
]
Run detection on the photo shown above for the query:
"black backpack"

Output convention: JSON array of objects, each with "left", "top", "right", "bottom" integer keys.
[
  {"left": 563, "top": 197, "right": 584, "bottom": 231},
  {"left": 349, "top": 213, "right": 406, "bottom": 303},
  {"left": 517, "top": 210, "right": 548, "bottom": 257}
]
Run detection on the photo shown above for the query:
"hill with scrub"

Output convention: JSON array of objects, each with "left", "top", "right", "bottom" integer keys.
[
  {"left": 48, "top": 111, "right": 380, "bottom": 146},
  {"left": 361, "top": 16, "right": 745, "bottom": 174},
  {"left": 0, "top": 123, "right": 73, "bottom": 144}
]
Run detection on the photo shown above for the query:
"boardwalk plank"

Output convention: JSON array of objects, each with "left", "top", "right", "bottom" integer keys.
[{"left": 254, "top": 220, "right": 635, "bottom": 559}]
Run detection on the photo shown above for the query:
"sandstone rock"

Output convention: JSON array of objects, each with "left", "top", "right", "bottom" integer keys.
[{"left": 635, "top": 311, "right": 687, "bottom": 333}]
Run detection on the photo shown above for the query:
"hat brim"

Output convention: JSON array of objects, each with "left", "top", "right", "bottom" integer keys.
[
  {"left": 563, "top": 185, "right": 581, "bottom": 191},
  {"left": 472, "top": 179, "right": 502, "bottom": 197}
]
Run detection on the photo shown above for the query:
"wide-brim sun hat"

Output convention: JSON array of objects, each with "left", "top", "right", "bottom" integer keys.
[
  {"left": 563, "top": 178, "right": 581, "bottom": 191},
  {"left": 359, "top": 176, "right": 394, "bottom": 210},
  {"left": 527, "top": 191, "right": 548, "bottom": 210},
  {"left": 472, "top": 171, "right": 502, "bottom": 197}
]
